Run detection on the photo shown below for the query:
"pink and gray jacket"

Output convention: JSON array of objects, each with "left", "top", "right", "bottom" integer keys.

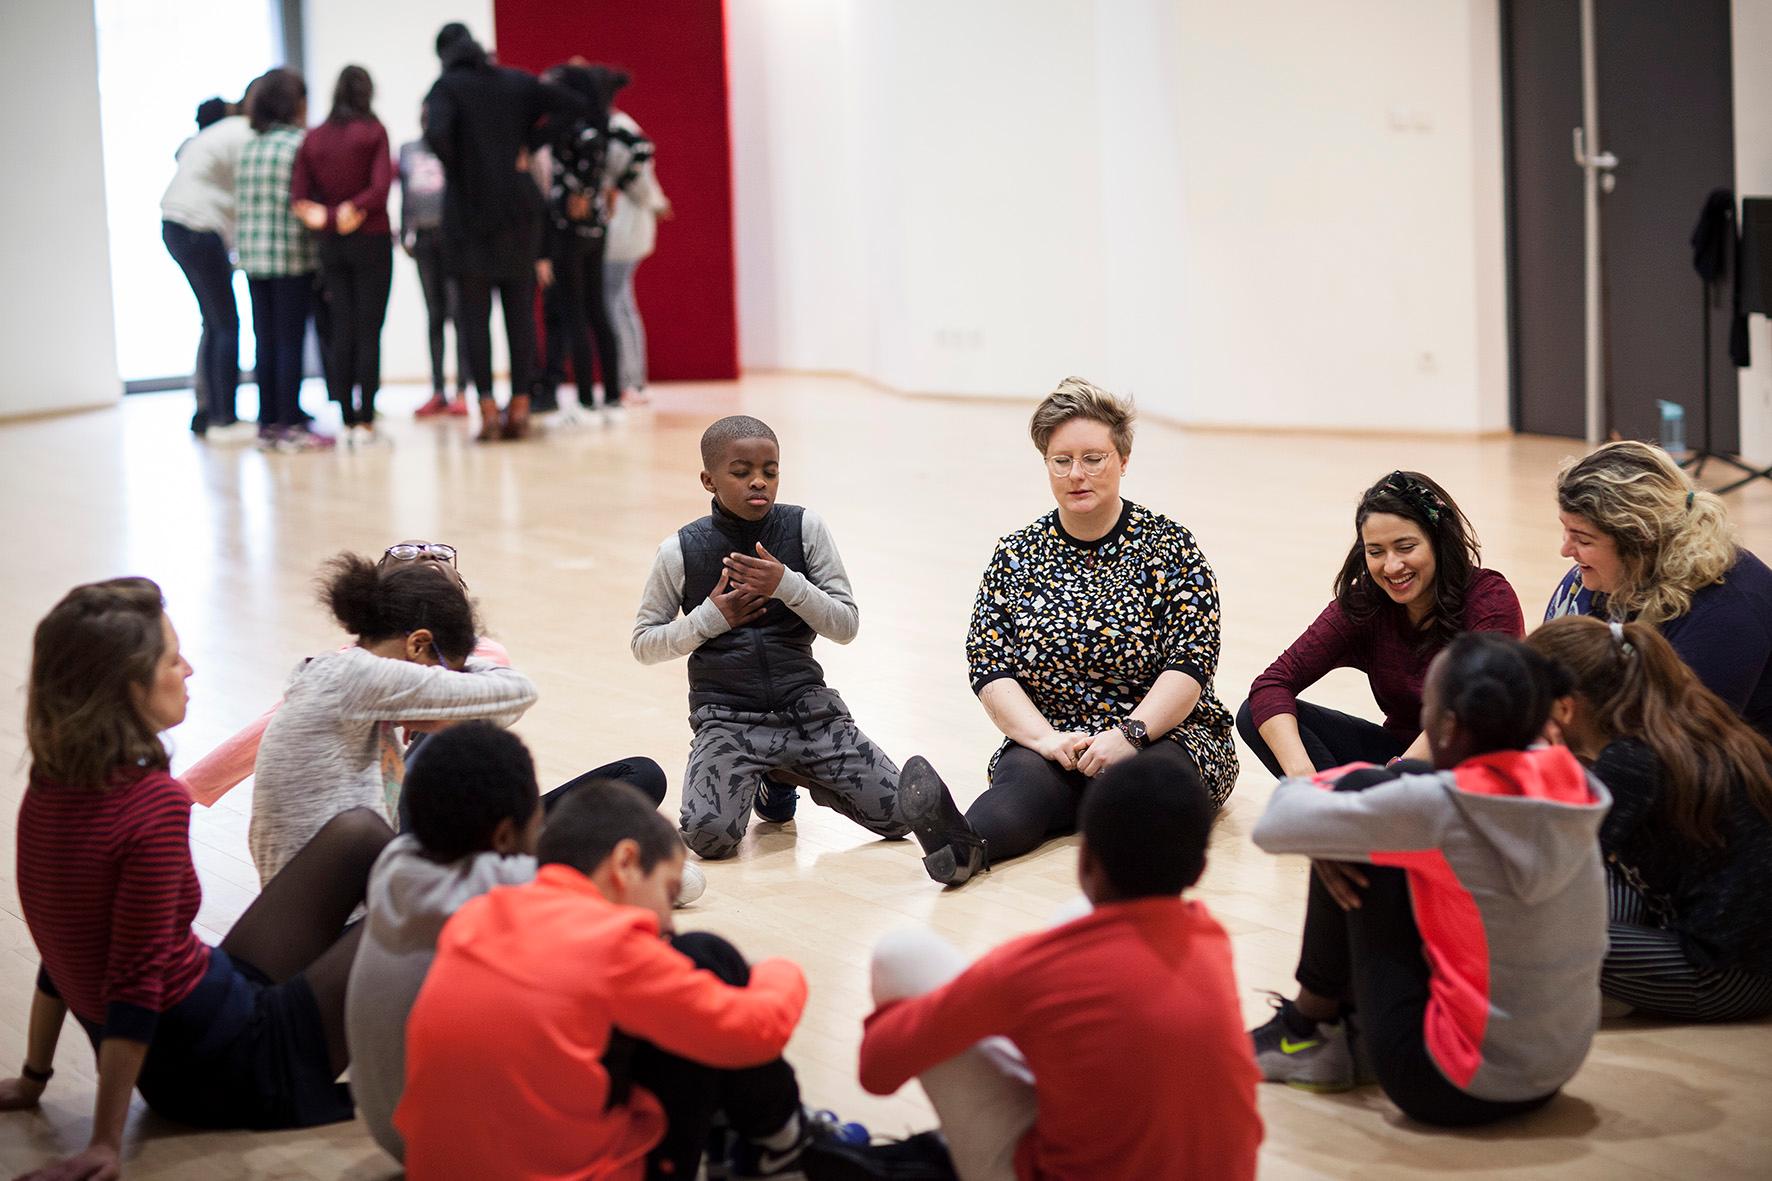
[{"left": 1253, "top": 747, "right": 1611, "bottom": 1102}]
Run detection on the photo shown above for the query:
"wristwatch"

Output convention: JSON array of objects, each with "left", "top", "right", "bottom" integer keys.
[{"left": 1117, "top": 718, "right": 1149, "bottom": 750}]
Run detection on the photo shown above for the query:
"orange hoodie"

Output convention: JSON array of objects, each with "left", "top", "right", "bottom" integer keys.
[{"left": 396, "top": 865, "right": 807, "bottom": 1180}]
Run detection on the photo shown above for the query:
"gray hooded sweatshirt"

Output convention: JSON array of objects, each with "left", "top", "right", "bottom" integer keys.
[
  {"left": 345, "top": 835, "right": 537, "bottom": 1162},
  {"left": 1253, "top": 746, "right": 1610, "bottom": 1102}
]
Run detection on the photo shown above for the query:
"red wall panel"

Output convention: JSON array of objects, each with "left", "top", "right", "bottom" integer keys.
[{"left": 493, "top": 0, "right": 739, "bottom": 381}]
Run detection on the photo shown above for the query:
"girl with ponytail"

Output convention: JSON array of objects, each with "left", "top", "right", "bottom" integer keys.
[
  {"left": 1549, "top": 440, "right": 1772, "bottom": 739},
  {"left": 1529, "top": 616, "right": 1772, "bottom": 1021},
  {"left": 248, "top": 552, "right": 538, "bottom": 884},
  {"left": 1249, "top": 634, "right": 1609, "bottom": 1125}
]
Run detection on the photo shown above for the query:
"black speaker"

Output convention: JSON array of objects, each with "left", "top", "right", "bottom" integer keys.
[{"left": 1737, "top": 197, "right": 1772, "bottom": 315}]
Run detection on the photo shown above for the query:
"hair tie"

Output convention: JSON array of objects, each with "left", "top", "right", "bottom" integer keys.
[
  {"left": 1379, "top": 470, "right": 1445, "bottom": 525},
  {"left": 1609, "top": 620, "right": 1634, "bottom": 657},
  {"left": 1686, "top": 490, "right": 1695, "bottom": 511}
]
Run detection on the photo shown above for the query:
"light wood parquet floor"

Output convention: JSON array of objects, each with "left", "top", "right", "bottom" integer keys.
[{"left": 2, "top": 373, "right": 1770, "bottom": 1179}]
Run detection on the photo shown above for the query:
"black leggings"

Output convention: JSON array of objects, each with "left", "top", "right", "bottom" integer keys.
[
  {"left": 966, "top": 740, "right": 1204, "bottom": 864},
  {"left": 1235, "top": 698, "right": 1405, "bottom": 778},
  {"left": 602, "top": 931, "right": 800, "bottom": 1180},
  {"left": 317, "top": 233, "right": 394, "bottom": 425},
  {"left": 1293, "top": 771, "right": 1555, "bottom": 1127},
  {"left": 550, "top": 233, "right": 622, "bottom": 406},
  {"left": 399, "top": 750, "right": 667, "bottom": 830},
  {"left": 456, "top": 275, "right": 537, "bottom": 406},
  {"left": 218, "top": 807, "right": 394, "bottom": 1074},
  {"left": 411, "top": 228, "right": 468, "bottom": 396}
]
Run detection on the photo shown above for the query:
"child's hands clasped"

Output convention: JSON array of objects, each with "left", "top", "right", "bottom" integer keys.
[
  {"left": 711, "top": 567, "right": 769, "bottom": 629},
  {"left": 723, "top": 543, "right": 786, "bottom": 598}
]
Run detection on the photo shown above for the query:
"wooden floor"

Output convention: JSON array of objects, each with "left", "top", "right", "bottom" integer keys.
[{"left": 2, "top": 373, "right": 1770, "bottom": 1179}]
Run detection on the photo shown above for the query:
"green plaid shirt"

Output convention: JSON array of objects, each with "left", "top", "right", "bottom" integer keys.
[{"left": 235, "top": 126, "right": 314, "bottom": 277}]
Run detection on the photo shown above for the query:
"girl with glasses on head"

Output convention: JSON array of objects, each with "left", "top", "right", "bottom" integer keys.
[
  {"left": 1237, "top": 471, "right": 1525, "bottom": 780},
  {"left": 1528, "top": 615, "right": 1772, "bottom": 1022},
  {"left": 896, "top": 376, "right": 1239, "bottom": 887}
]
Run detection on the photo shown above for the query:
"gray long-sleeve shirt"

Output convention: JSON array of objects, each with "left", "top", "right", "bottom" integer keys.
[
  {"left": 631, "top": 508, "right": 859, "bottom": 665},
  {"left": 248, "top": 647, "right": 537, "bottom": 883}
]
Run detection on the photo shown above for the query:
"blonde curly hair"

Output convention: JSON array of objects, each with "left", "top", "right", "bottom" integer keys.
[{"left": 1555, "top": 440, "right": 1738, "bottom": 625}]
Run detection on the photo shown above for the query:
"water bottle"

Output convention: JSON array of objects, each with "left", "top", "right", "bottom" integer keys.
[{"left": 1657, "top": 400, "right": 1687, "bottom": 453}]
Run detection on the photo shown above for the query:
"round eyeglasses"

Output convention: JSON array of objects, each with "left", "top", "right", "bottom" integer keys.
[
  {"left": 382, "top": 542, "right": 458, "bottom": 566},
  {"left": 1045, "top": 452, "right": 1114, "bottom": 477}
]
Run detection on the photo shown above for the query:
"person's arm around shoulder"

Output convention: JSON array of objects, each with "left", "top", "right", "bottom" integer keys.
[
  {"left": 1251, "top": 765, "right": 1448, "bottom": 861},
  {"left": 603, "top": 923, "right": 807, "bottom": 1070},
  {"left": 859, "top": 942, "right": 1018, "bottom": 1097},
  {"left": 772, "top": 509, "right": 860, "bottom": 643},
  {"left": 632, "top": 535, "right": 735, "bottom": 665}
]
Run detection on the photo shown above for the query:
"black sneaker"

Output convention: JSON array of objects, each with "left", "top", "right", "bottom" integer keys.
[
  {"left": 897, "top": 757, "right": 988, "bottom": 887},
  {"left": 755, "top": 773, "right": 798, "bottom": 823},
  {"left": 801, "top": 1131, "right": 958, "bottom": 1181}
]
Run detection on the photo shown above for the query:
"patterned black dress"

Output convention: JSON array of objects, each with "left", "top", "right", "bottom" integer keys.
[{"left": 965, "top": 500, "right": 1239, "bottom": 804}]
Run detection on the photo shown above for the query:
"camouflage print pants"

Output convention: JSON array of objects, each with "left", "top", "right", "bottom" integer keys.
[{"left": 681, "top": 686, "right": 910, "bottom": 859}]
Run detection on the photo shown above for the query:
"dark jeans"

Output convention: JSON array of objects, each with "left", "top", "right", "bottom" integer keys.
[
  {"left": 316, "top": 233, "right": 393, "bottom": 426},
  {"left": 1235, "top": 698, "right": 1405, "bottom": 778},
  {"left": 1294, "top": 768, "right": 1556, "bottom": 1127},
  {"left": 247, "top": 274, "right": 315, "bottom": 429},
  {"left": 456, "top": 275, "right": 537, "bottom": 406},
  {"left": 966, "top": 739, "right": 1206, "bottom": 863},
  {"left": 549, "top": 233, "right": 622, "bottom": 406},
  {"left": 411, "top": 228, "right": 468, "bottom": 396},
  {"left": 604, "top": 931, "right": 800, "bottom": 1180},
  {"left": 163, "top": 220, "right": 240, "bottom": 426}
]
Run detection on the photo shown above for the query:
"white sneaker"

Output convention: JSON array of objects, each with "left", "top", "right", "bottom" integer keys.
[
  {"left": 351, "top": 424, "right": 378, "bottom": 448},
  {"left": 674, "top": 861, "right": 707, "bottom": 908}
]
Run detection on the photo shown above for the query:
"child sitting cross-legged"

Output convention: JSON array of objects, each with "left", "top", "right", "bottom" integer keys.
[
  {"left": 852, "top": 757, "right": 1263, "bottom": 1181},
  {"left": 395, "top": 780, "right": 868, "bottom": 1180},
  {"left": 345, "top": 720, "right": 547, "bottom": 1165}
]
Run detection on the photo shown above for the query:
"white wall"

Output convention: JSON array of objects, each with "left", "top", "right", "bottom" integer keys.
[
  {"left": 730, "top": 0, "right": 1510, "bottom": 433},
  {"left": 303, "top": 0, "right": 496, "bottom": 389},
  {"left": 1733, "top": 0, "right": 1772, "bottom": 462},
  {"left": 0, "top": 1, "right": 120, "bottom": 419}
]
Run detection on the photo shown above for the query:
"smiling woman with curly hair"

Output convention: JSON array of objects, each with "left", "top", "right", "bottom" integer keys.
[{"left": 1547, "top": 440, "right": 1772, "bottom": 739}]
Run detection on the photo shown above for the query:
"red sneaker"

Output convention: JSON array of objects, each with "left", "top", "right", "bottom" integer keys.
[
  {"left": 446, "top": 397, "right": 471, "bottom": 417},
  {"left": 415, "top": 393, "right": 450, "bottom": 418}
]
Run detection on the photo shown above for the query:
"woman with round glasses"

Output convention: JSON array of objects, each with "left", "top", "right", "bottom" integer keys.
[
  {"left": 1237, "top": 471, "right": 1523, "bottom": 779},
  {"left": 896, "top": 377, "right": 1239, "bottom": 886}
]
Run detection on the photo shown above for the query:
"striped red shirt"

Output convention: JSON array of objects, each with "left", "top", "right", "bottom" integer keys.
[{"left": 17, "top": 768, "right": 211, "bottom": 1042}]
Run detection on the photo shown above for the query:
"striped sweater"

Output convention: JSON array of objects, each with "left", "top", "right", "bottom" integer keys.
[{"left": 17, "top": 769, "right": 211, "bottom": 1042}]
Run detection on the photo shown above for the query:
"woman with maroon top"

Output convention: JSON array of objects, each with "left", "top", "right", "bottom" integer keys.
[
  {"left": 1236, "top": 471, "right": 1524, "bottom": 779},
  {"left": 1, "top": 579, "right": 392, "bottom": 1179},
  {"left": 293, "top": 65, "right": 394, "bottom": 446}
]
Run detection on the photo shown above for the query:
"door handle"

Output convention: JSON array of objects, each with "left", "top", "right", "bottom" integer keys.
[
  {"left": 1572, "top": 128, "right": 1618, "bottom": 192},
  {"left": 1572, "top": 127, "right": 1618, "bottom": 170}
]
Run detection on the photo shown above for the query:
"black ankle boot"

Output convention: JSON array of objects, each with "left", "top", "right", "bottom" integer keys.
[{"left": 897, "top": 756, "right": 988, "bottom": 887}]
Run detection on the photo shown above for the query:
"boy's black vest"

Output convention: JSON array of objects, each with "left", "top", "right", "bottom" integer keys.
[{"left": 678, "top": 501, "right": 825, "bottom": 711}]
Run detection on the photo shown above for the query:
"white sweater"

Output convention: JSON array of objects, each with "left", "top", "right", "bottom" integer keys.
[
  {"left": 248, "top": 647, "right": 537, "bottom": 883},
  {"left": 160, "top": 115, "right": 255, "bottom": 245}
]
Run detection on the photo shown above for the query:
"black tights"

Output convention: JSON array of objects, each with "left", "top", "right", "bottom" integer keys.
[
  {"left": 1235, "top": 698, "right": 1404, "bottom": 779},
  {"left": 456, "top": 275, "right": 537, "bottom": 406},
  {"left": 601, "top": 932, "right": 801, "bottom": 1180},
  {"left": 1292, "top": 769, "right": 1556, "bottom": 1127},
  {"left": 218, "top": 808, "right": 393, "bottom": 1074},
  {"left": 966, "top": 740, "right": 1204, "bottom": 864},
  {"left": 550, "top": 234, "right": 622, "bottom": 406}
]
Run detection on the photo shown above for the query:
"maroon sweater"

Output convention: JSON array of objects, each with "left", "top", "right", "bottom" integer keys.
[
  {"left": 17, "top": 769, "right": 210, "bottom": 1042},
  {"left": 1247, "top": 567, "right": 1524, "bottom": 742},
  {"left": 291, "top": 117, "right": 393, "bottom": 237}
]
